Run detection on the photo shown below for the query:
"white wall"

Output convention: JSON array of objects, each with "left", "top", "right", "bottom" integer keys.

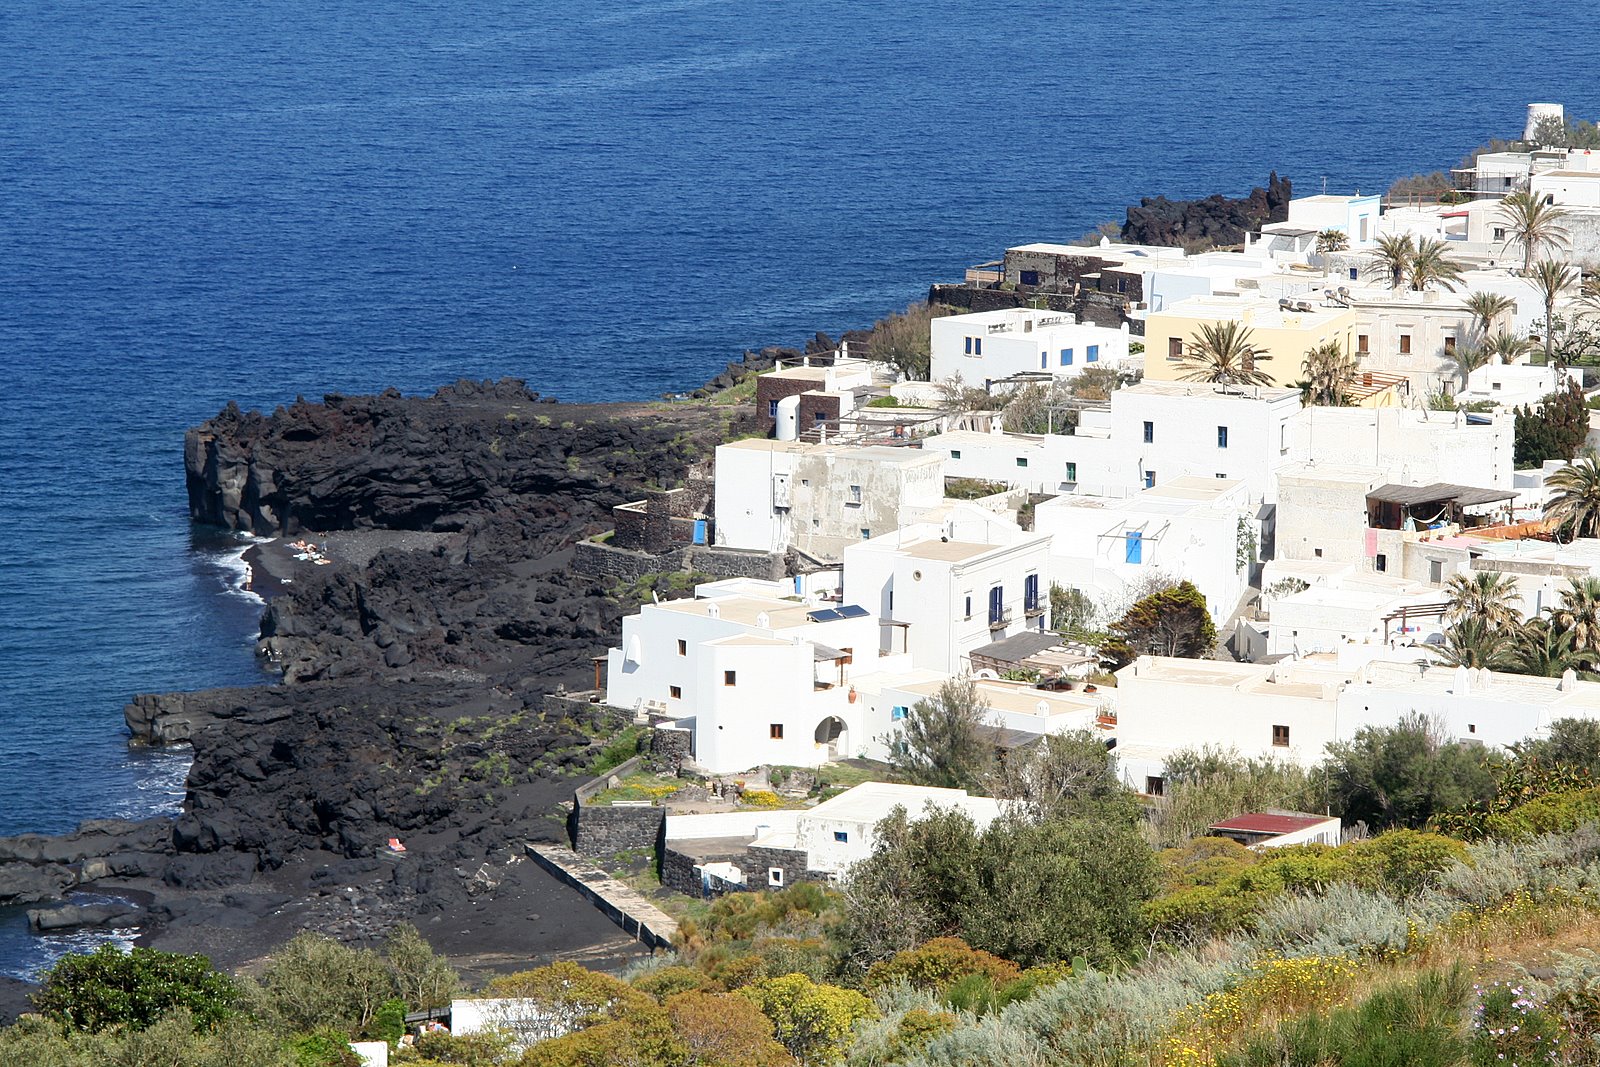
[
  {"left": 931, "top": 309, "right": 1131, "bottom": 386},
  {"left": 1288, "top": 406, "right": 1515, "bottom": 489}
]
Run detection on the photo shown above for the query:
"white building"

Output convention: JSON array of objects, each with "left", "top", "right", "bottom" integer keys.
[
  {"left": 924, "top": 380, "right": 1304, "bottom": 502},
  {"left": 1114, "top": 654, "right": 1600, "bottom": 794},
  {"left": 1460, "top": 363, "right": 1576, "bottom": 409},
  {"left": 1033, "top": 476, "right": 1257, "bottom": 626},
  {"left": 1263, "top": 574, "right": 1446, "bottom": 659},
  {"left": 712, "top": 439, "right": 945, "bottom": 561},
  {"left": 865, "top": 675, "right": 1106, "bottom": 762},
  {"left": 1289, "top": 406, "right": 1515, "bottom": 490},
  {"left": 843, "top": 521, "right": 1053, "bottom": 674},
  {"left": 1287, "top": 193, "right": 1382, "bottom": 249},
  {"left": 603, "top": 591, "right": 909, "bottom": 774},
  {"left": 930, "top": 307, "right": 1132, "bottom": 387},
  {"left": 664, "top": 781, "right": 1003, "bottom": 889}
]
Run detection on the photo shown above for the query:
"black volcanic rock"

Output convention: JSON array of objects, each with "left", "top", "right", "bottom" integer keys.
[{"left": 1121, "top": 172, "right": 1291, "bottom": 248}]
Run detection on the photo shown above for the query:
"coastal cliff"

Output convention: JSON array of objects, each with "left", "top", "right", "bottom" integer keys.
[{"left": 0, "top": 380, "right": 742, "bottom": 978}]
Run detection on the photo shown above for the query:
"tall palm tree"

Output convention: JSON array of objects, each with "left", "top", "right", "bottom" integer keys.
[
  {"left": 1443, "top": 570, "right": 1523, "bottom": 629},
  {"left": 1545, "top": 457, "right": 1600, "bottom": 541},
  {"left": 1552, "top": 576, "right": 1600, "bottom": 658},
  {"left": 1482, "top": 330, "right": 1533, "bottom": 366},
  {"left": 1177, "top": 321, "right": 1274, "bottom": 387},
  {"left": 1300, "top": 340, "right": 1358, "bottom": 406},
  {"left": 1509, "top": 618, "right": 1591, "bottom": 678},
  {"left": 1450, "top": 340, "right": 1491, "bottom": 391},
  {"left": 1497, "top": 190, "right": 1570, "bottom": 274},
  {"left": 1369, "top": 233, "right": 1414, "bottom": 289},
  {"left": 1406, "top": 238, "right": 1468, "bottom": 292},
  {"left": 1430, "top": 617, "right": 1517, "bottom": 670},
  {"left": 1464, "top": 291, "right": 1516, "bottom": 339},
  {"left": 1529, "top": 259, "right": 1580, "bottom": 363},
  {"left": 1316, "top": 229, "right": 1348, "bottom": 276}
]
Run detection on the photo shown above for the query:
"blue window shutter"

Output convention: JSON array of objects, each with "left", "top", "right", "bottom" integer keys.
[
  {"left": 1126, "top": 531, "right": 1143, "bottom": 564},
  {"left": 974, "top": 337, "right": 982, "bottom": 355},
  {"left": 1061, "top": 348, "right": 1072, "bottom": 366},
  {"left": 1087, "top": 345, "right": 1099, "bottom": 362},
  {"left": 1041, "top": 352, "right": 1047, "bottom": 369},
  {"left": 989, "top": 586, "right": 1003, "bottom": 623},
  {"left": 965, "top": 336, "right": 972, "bottom": 354}
]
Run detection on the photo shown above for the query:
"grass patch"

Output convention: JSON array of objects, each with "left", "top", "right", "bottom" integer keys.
[
  {"left": 589, "top": 725, "right": 645, "bottom": 775},
  {"left": 945, "top": 477, "right": 1009, "bottom": 500},
  {"left": 864, "top": 395, "right": 929, "bottom": 409},
  {"left": 709, "top": 376, "right": 759, "bottom": 407},
  {"left": 590, "top": 772, "right": 685, "bottom": 805}
]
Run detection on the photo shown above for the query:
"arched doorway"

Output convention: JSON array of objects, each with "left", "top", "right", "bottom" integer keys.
[{"left": 814, "top": 716, "right": 847, "bottom": 760}]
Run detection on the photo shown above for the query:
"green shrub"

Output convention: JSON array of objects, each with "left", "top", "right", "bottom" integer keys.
[
  {"left": 864, "top": 937, "right": 1021, "bottom": 993},
  {"left": 290, "top": 1028, "right": 361, "bottom": 1067},
  {"left": 1482, "top": 786, "right": 1600, "bottom": 839},
  {"left": 885, "top": 1007, "right": 958, "bottom": 1060},
  {"left": 33, "top": 945, "right": 239, "bottom": 1033},
  {"left": 410, "top": 1029, "right": 514, "bottom": 1066},
  {"left": 364, "top": 998, "right": 406, "bottom": 1046}
]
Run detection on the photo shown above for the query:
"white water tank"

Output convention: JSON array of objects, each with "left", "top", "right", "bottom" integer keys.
[
  {"left": 775, "top": 394, "right": 801, "bottom": 441},
  {"left": 1525, "top": 102, "right": 1565, "bottom": 142}
]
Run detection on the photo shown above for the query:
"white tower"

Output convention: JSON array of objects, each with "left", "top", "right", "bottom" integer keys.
[{"left": 1525, "top": 103, "right": 1566, "bottom": 143}]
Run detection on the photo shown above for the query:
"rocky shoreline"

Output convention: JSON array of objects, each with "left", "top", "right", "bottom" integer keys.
[{"left": 0, "top": 377, "right": 755, "bottom": 1010}]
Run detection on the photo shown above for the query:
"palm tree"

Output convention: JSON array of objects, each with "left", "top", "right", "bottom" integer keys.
[
  {"left": 1406, "top": 238, "right": 1468, "bottom": 292},
  {"left": 1430, "top": 617, "right": 1517, "bottom": 670},
  {"left": 1552, "top": 576, "right": 1600, "bottom": 658},
  {"left": 1177, "top": 321, "right": 1275, "bottom": 387},
  {"left": 1509, "top": 618, "right": 1591, "bottom": 678},
  {"left": 1450, "top": 340, "right": 1491, "bottom": 392},
  {"left": 1497, "top": 190, "right": 1569, "bottom": 274},
  {"left": 1316, "top": 229, "right": 1348, "bottom": 276},
  {"left": 1300, "top": 341, "right": 1358, "bottom": 406},
  {"left": 1369, "top": 233, "right": 1414, "bottom": 289},
  {"left": 1529, "top": 259, "right": 1579, "bottom": 363},
  {"left": 1544, "top": 457, "right": 1600, "bottom": 541},
  {"left": 1482, "top": 330, "right": 1533, "bottom": 366},
  {"left": 1464, "top": 291, "right": 1516, "bottom": 340},
  {"left": 1443, "top": 570, "right": 1523, "bottom": 629}
]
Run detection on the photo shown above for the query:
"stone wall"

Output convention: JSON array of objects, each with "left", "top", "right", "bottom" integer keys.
[
  {"left": 928, "top": 282, "right": 1142, "bottom": 335},
  {"left": 650, "top": 727, "right": 693, "bottom": 773},
  {"left": 756, "top": 376, "right": 824, "bottom": 434},
  {"left": 569, "top": 803, "right": 665, "bottom": 858},
  {"left": 572, "top": 540, "right": 783, "bottom": 583},
  {"left": 796, "top": 393, "right": 842, "bottom": 436},
  {"left": 661, "top": 841, "right": 753, "bottom": 898},
  {"left": 746, "top": 844, "right": 816, "bottom": 891}
]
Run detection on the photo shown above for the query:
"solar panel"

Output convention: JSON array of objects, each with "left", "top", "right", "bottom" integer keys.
[
  {"left": 836, "top": 605, "right": 869, "bottom": 619},
  {"left": 806, "top": 608, "right": 841, "bottom": 623}
]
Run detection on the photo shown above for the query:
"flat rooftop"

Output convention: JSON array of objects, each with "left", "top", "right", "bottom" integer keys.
[
  {"left": 718, "top": 438, "right": 938, "bottom": 466},
  {"left": 1155, "top": 294, "right": 1350, "bottom": 329},
  {"left": 892, "top": 677, "right": 1101, "bottom": 716},
  {"left": 656, "top": 595, "right": 814, "bottom": 630},
  {"left": 1211, "top": 812, "right": 1334, "bottom": 835},
  {"left": 900, "top": 539, "right": 996, "bottom": 563},
  {"left": 806, "top": 781, "right": 1001, "bottom": 825},
  {"left": 1122, "top": 379, "right": 1302, "bottom": 403}
]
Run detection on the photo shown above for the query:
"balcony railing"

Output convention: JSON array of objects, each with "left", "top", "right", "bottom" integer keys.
[{"left": 988, "top": 608, "right": 1013, "bottom": 630}]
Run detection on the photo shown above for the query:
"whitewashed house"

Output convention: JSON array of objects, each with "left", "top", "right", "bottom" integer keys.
[
  {"left": 1114, "top": 654, "right": 1600, "bottom": 795},
  {"left": 712, "top": 439, "right": 946, "bottom": 561},
  {"left": 1033, "top": 476, "right": 1257, "bottom": 626},
  {"left": 842, "top": 521, "right": 1053, "bottom": 674},
  {"left": 924, "top": 380, "right": 1303, "bottom": 502},
  {"left": 930, "top": 308, "right": 1132, "bottom": 387},
  {"left": 603, "top": 591, "right": 914, "bottom": 774}
]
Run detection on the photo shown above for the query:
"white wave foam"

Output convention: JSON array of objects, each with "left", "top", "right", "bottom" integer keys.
[{"left": 213, "top": 534, "right": 271, "bottom": 606}]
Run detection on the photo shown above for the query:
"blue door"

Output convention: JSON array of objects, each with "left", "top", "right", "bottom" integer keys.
[
  {"left": 693, "top": 519, "right": 707, "bottom": 545},
  {"left": 1125, "top": 531, "right": 1143, "bottom": 564},
  {"left": 988, "top": 586, "right": 1004, "bottom": 625}
]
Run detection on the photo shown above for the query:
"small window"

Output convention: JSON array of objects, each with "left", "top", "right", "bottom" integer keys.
[
  {"left": 725, "top": 670, "right": 737, "bottom": 687},
  {"left": 1144, "top": 471, "right": 1156, "bottom": 489},
  {"left": 1430, "top": 560, "right": 1443, "bottom": 585},
  {"left": 677, "top": 639, "right": 687, "bottom": 656},
  {"left": 1145, "top": 776, "right": 1165, "bottom": 797},
  {"left": 1493, "top": 226, "right": 1507, "bottom": 242},
  {"left": 1357, "top": 334, "right": 1370, "bottom": 353},
  {"left": 1314, "top": 548, "right": 1323, "bottom": 558},
  {"left": 1469, "top": 723, "right": 1477, "bottom": 734},
  {"left": 833, "top": 830, "right": 849, "bottom": 843},
  {"left": 1272, "top": 724, "right": 1290, "bottom": 747},
  {"left": 812, "top": 517, "right": 820, "bottom": 527},
  {"left": 964, "top": 336, "right": 973, "bottom": 355},
  {"left": 1143, "top": 421, "right": 1154, "bottom": 443},
  {"left": 1117, "top": 277, "right": 1128, "bottom": 294},
  {"left": 768, "top": 867, "right": 784, "bottom": 887},
  {"left": 768, "top": 400, "right": 779, "bottom": 418},
  {"left": 1444, "top": 334, "right": 1457, "bottom": 353},
  {"left": 1041, "top": 352, "right": 1048, "bottom": 370},
  {"left": 1217, "top": 426, "right": 1228, "bottom": 449},
  {"left": 669, "top": 685, "right": 682, "bottom": 699},
  {"left": 964, "top": 595, "right": 972, "bottom": 619},
  {"left": 1060, "top": 348, "right": 1073, "bottom": 366},
  {"left": 892, "top": 705, "right": 909, "bottom": 721},
  {"left": 1399, "top": 333, "right": 1412, "bottom": 354},
  {"left": 1020, "top": 270, "right": 1040, "bottom": 286},
  {"left": 1216, "top": 472, "right": 1227, "bottom": 479},
  {"left": 860, "top": 527, "right": 871, "bottom": 539},
  {"left": 847, "top": 484, "right": 862, "bottom": 505},
  {"left": 1492, "top": 382, "right": 1502, "bottom": 391},
  {"left": 800, "top": 478, "right": 809, "bottom": 486},
  {"left": 1279, "top": 424, "right": 1288, "bottom": 451},
  {"left": 814, "top": 411, "right": 826, "bottom": 425},
  {"left": 1087, "top": 344, "right": 1100, "bottom": 363},
  {"left": 1065, "top": 461, "right": 1077, "bottom": 482},
  {"left": 769, "top": 723, "right": 784, "bottom": 739},
  {"left": 1016, "top": 457, "right": 1029, "bottom": 468},
  {"left": 951, "top": 449, "right": 962, "bottom": 459},
  {"left": 1168, "top": 337, "right": 1183, "bottom": 359},
  {"left": 974, "top": 337, "right": 982, "bottom": 356},
  {"left": 1375, "top": 553, "right": 1387, "bottom": 573}
]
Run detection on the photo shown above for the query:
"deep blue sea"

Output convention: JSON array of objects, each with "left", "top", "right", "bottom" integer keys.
[{"left": 1, "top": 0, "right": 1598, "bottom": 975}]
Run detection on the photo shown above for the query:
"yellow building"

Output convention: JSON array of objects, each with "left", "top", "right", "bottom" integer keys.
[{"left": 1143, "top": 295, "right": 1405, "bottom": 408}]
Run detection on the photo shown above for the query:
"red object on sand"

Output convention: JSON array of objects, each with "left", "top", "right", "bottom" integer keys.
[{"left": 387, "top": 838, "right": 406, "bottom": 852}]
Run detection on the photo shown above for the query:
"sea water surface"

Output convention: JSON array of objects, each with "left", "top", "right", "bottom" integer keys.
[{"left": 1, "top": 0, "right": 1598, "bottom": 975}]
